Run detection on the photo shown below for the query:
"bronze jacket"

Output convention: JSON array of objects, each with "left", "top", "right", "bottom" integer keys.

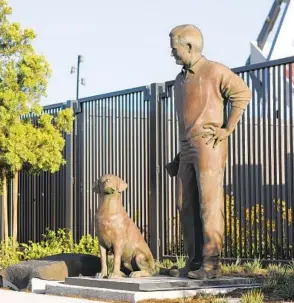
[{"left": 174, "top": 56, "right": 252, "bottom": 150}]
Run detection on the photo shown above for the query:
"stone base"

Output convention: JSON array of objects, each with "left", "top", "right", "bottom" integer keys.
[
  {"left": 66, "top": 275, "right": 256, "bottom": 292},
  {"left": 45, "top": 275, "right": 260, "bottom": 303}
]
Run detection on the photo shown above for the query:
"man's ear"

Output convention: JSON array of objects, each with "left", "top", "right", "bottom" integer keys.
[
  {"left": 118, "top": 179, "right": 128, "bottom": 193},
  {"left": 187, "top": 43, "right": 192, "bottom": 53}
]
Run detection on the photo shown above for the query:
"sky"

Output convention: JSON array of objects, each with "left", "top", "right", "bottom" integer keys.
[{"left": 7, "top": 0, "right": 274, "bottom": 105}]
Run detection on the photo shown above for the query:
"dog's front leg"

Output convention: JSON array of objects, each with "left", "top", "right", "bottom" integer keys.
[
  {"left": 95, "top": 245, "right": 108, "bottom": 278},
  {"left": 108, "top": 244, "right": 126, "bottom": 279}
]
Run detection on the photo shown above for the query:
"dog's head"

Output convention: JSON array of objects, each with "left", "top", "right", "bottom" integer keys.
[{"left": 93, "top": 174, "right": 128, "bottom": 195}]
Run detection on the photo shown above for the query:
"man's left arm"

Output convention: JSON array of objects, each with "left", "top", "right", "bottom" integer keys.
[
  {"left": 203, "top": 66, "right": 252, "bottom": 148},
  {"left": 221, "top": 70, "right": 252, "bottom": 133}
]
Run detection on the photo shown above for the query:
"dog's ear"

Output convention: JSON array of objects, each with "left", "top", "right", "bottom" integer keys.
[
  {"left": 117, "top": 178, "right": 128, "bottom": 193},
  {"left": 92, "top": 179, "right": 101, "bottom": 194}
]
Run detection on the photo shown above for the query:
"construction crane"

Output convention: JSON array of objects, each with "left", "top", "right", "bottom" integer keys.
[
  {"left": 245, "top": 0, "right": 294, "bottom": 119},
  {"left": 247, "top": 0, "right": 294, "bottom": 65}
]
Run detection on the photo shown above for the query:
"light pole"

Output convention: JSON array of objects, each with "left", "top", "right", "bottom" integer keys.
[{"left": 70, "top": 55, "right": 86, "bottom": 100}]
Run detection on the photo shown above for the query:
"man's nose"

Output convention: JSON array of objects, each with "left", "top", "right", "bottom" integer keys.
[{"left": 170, "top": 50, "right": 174, "bottom": 57}]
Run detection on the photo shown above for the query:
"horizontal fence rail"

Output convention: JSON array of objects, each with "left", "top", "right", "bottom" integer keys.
[{"left": 1, "top": 56, "right": 294, "bottom": 263}]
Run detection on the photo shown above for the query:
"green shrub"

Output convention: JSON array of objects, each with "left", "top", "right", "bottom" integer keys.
[
  {"left": 0, "top": 228, "right": 100, "bottom": 270},
  {"left": 21, "top": 228, "right": 99, "bottom": 260},
  {"left": 0, "top": 238, "right": 21, "bottom": 270},
  {"left": 159, "top": 258, "right": 174, "bottom": 269},
  {"left": 263, "top": 269, "right": 294, "bottom": 300},
  {"left": 22, "top": 228, "right": 73, "bottom": 260},
  {"left": 72, "top": 234, "right": 99, "bottom": 255},
  {"left": 273, "top": 273, "right": 294, "bottom": 300}
]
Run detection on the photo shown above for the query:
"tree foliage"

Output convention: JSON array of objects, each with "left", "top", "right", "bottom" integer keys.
[{"left": 0, "top": 0, "right": 74, "bottom": 245}]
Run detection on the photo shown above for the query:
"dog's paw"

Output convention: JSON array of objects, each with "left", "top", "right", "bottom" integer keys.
[
  {"left": 108, "top": 271, "right": 126, "bottom": 279},
  {"left": 95, "top": 271, "right": 107, "bottom": 279},
  {"left": 129, "top": 271, "right": 142, "bottom": 278},
  {"left": 129, "top": 270, "right": 152, "bottom": 278}
]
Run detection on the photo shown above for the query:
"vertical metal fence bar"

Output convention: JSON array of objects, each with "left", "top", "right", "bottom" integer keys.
[
  {"left": 262, "top": 67, "right": 268, "bottom": 258},
  {"left": 65, "top": 101, "right": 74, "bottom": 232},
  {"left": 159, "top": 93, "right": 165, "bottom": 257},
  {"left": 237, "top": 85, "right": 242, "bottom": 258},
  {"left": 277, "top": 65, "right": 283, "bottom": 258},
  {"left": 239, "top": 72, "right": 246, "bottom": 258},
  {"left": 283, "top": 64, "right": 289, "bottom": 258},
  {"left": 121, "top": 95, "right": 126, "bottom": 207},
  {"left": 273, "top": 66, "right": 279, "bottom": 259},
  {"left": 228, "top": 105, "right": 233, "bottom": 258},
  {"left": 257, "top": 69, "right": 263, "bottom": 257},
  {"left": 170, "top": 88, "right": 176, "bottom": 255},
  {"left": 134, "top": 93, "right": 138, "bottom": 227},
  {"left": 289, "top": 63, "right": 294, "bottom": 259},
  {"left": 162, "top": 96, "right": 167, "bottom": 256},
  {"left": 149, "top": 83, "right": 161, "bottom": 260},
  {"left": 131, "top": 93, "right": 135, "bottom": 224},
  {"left": 252, "top": 69, "right": 258, "bottom": 258},
  {"left": 245, "top": 71, "right": 252, "bottom": 259},
  {"left": 138, "top": 93, "right": 142, "bottom": 232},
  {"left": 145, "top": 91, "right": 149, "bottom": 244},
  {"left": 268, "top": 67, "right": 273, "bottom": 258}
]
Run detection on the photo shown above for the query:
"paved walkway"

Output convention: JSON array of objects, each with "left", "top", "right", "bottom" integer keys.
[{"left": 0, "top": 290, "right": 106, "bottom": 303}]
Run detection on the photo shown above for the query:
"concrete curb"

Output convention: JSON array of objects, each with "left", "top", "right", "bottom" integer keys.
[
  {"left": 0, "top": 289, "right": 106, "bottom": 303},
  {"left": 45, "top": 282, "right": 259, "bottom": 303}
]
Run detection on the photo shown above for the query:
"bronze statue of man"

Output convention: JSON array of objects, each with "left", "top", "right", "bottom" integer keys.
[{"left": 168, "top": 24, "right": 251, "bottom": 279}]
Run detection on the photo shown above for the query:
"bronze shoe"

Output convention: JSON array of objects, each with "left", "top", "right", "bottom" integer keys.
[
  {"left": 169, "top": 262, "right": 202, "bottom": 277},
  {"left": 188, "top": 265, "right": 221, "bottom": 280}
]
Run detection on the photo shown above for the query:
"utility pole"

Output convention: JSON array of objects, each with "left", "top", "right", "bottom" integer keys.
[{"left": 70, "top": 55, "right": 85, "bottom": 100}]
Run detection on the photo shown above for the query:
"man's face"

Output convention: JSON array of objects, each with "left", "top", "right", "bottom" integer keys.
[{"left": 170, "top": 37, "right": 190, "bottom": 66}]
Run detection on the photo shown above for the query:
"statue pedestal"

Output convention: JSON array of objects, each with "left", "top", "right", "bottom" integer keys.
[{"left": 44, "top": 275, "right": 260, "bottom": 302}]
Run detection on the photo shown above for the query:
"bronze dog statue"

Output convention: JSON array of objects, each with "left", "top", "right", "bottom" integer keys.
[{"left": 93, "top": 174, "right": 158, "bottom": 279}]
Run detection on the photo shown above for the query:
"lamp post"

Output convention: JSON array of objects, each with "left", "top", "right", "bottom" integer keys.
[{"left": 70, "top": 55, "right": 86, "bottom": 100}]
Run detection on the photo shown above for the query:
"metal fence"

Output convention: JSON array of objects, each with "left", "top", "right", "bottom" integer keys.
[
  {"left": 156, "top": 57, "right": 294, "bottom": 262},
  {"left": 73, "top": 88, "right": 151, "bottom": 244},
  {"left": 0, "top": 102, "right": 74, "bottom": 243},
  {"left": 1, "top": 56, "right": 294, "bottom": 263}
]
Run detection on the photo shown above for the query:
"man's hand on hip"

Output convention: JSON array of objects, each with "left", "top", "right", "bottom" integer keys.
[{"left": 201, "top": 125, "right": 231, "bottom": 148}]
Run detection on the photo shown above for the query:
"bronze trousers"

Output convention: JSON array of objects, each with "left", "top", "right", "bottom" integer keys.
[{"left": 176, "top": 138, "right": 228, "bottom": 266}]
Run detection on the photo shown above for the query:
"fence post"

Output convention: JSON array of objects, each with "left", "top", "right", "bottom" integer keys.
[
  {"left": 149, "top": 83, "right": 164, "bottom": 261},
  {"left": 65, "top": 100, "right": 74, "bottom": 233},
  {"left": 72, "top": 100, "right": 84, "bottom": 241},
  {"left": 0, "top": 196, "right": 3, "bottom": 240}
]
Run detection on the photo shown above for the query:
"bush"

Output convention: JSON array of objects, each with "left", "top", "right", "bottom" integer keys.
[
  {"left": 0, "top": 228, "right": 99, "bottom": 270},
  {"left": 22, "top": 228, "right": 99, "bottom": 260},
  {"left": 263, "top": 268, "right": 294, "bottom": 300},
  {"left": 0, "top": 238, "right": 21, "bottom": 270}
]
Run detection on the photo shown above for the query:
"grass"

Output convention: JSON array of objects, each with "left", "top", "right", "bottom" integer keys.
[
  {"left": 137, "top": 294, "right": 230, "bottom": 303},
  {"left": 240, "top": 288, "right": 264, "bottom": 303},
  {"left": 154, "top": 257, "right": 294, "bottom": 302}
]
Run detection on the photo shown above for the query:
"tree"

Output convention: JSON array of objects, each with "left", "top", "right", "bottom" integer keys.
[
  {"left": 1, "top": 110, "right": 74, "bottom": 245},
  {"left": 0, "top": 0, "right": 74, "bottom": 245}
]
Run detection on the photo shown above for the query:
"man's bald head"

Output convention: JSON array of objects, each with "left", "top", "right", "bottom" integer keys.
[{"left": 169, "top": 24, "right": 203, "bottom": 54}]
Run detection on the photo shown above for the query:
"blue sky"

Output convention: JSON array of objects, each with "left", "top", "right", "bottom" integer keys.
[{"left": 8, "top": 0, "right": 273, "bottom": 105}]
